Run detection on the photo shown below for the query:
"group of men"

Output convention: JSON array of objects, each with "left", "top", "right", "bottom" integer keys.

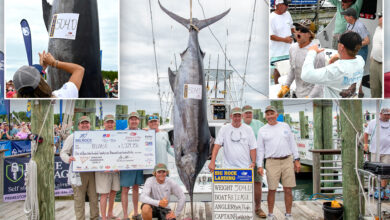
[
  {"left": 209, "top": 105, "right": 300, "bottom": 220},
  {"left": 271, "top": 0, "right": 382, "bottom": 98},
  {"left": 60, "top": 112, "right": 182, "bottom": 220}
]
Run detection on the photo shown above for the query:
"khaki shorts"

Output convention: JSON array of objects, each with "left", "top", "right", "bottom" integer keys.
[
  {"left": 371, "top": 153, "right": 390, "bottom": 164},
  {"left": 95, "top": 172, "right": 120, "bottom": 194},
  {"left": 254, "top": 165, "right": 263, "bottom": 183},
  {"left": 265, "top": 155, "right": 296, "bottom": 190}
]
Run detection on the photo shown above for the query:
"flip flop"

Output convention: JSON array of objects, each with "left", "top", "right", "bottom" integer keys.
[{"left": 255, "top": 208, "right": 267, "bottom": 218}]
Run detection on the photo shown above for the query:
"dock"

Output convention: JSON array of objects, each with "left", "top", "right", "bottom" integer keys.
[{"left": 1, "top": 198, "right": 389, "bottom": 219}]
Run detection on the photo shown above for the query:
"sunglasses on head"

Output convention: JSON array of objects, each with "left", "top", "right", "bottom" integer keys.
[
  {"left": 296, "top": 26, "right": 309, "bottom": 33},
  {"left": 148, "top": 115, "right": 158, "bottom": 120}
]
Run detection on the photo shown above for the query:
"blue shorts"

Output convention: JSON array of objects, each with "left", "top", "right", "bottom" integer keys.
[{"left": 120, "top": 170, "right": 144, "bottom": 187}]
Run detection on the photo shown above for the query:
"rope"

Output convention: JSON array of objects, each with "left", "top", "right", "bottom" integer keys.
[
  {"left": 333, "top": 100, "right": 359, "bottom": 133},
  {"left": 148, "top": 0, "right": 163, "bottom": 119},
  {"left": 32, "top": 101, "right": 53, "bottom": 154},
  {"left": 197, "top": 0, "right": 267, "bottom": 97},
  {"left": 24, "top": 158, "right": 39, "bottom": 219},
  {"left": 240, "top": 0, "right": 257, "bottom": 106}
]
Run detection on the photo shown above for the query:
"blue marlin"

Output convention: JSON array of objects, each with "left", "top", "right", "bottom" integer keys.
[
  {"left": 42, "top": 0, "right": 105, "bottom": 98},
  {"left": 159, "top": 1, "right": 229, "bottom": 217}
]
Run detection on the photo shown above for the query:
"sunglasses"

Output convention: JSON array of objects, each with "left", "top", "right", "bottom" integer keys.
[
  {"left": 148, "top": 115, "right": 159, "bottom": 120},
  {"left": 295, "top": 26, "right": 309, "bottom": 33}
]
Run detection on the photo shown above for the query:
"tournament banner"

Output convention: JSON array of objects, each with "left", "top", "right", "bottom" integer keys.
[
  {"left": 3, "top": 156, "right": 73, "bottom": 202},
  {"left": 0, "top": 140, "right": 12, "bottom": 156},
  {"left": 20, "top": 19, "right": 33, "bottom": 66},
  {"left": 0, "top": 51, "right": 10, "bottom": 115},
  {"left": 212, "top": 169, "right": 254, "bottom": 220},
  {"left": 10, "top": 140, "right": 31, "bottom": 155},
  {"left": 72, "top": 130, "right": 156, "bottom": 172}
]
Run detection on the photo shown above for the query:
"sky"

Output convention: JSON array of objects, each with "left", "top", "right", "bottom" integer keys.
[{"left": 4, "top": 0, "right": 119, "bottom": 80}]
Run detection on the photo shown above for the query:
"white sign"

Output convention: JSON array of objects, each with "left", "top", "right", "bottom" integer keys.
[
  {"left": 72, "top": 130, "right": 156, "bottom": 172},
  {"left": 212, "top": 169, "right": 253, "bottom": 220},
  {"left": 49, "top": 13, "right": 79, "bottom": 40},
  {"left": 183, "top": 84, "right": 202, "bottom": 100}
]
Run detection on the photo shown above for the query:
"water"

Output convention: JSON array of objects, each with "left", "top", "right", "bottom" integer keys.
[{"left": 293, "top": 174, "right": 314, "bottom": 201}]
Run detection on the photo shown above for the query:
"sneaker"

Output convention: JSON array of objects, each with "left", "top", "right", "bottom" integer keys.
[
  {"left": 267, "top": 214, "right": 276, "bottom": 220},
  {"left": 285, "top": 213, "right": 293, "bottom": 220}
]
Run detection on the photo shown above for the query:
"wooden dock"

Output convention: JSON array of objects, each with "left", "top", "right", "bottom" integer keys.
[{"left": 1, "top": 198, "right": 389, "bottom": 219}]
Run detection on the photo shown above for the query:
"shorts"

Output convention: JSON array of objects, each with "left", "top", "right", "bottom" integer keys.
[
  {"left": 95, "top": 172, "right": 120, "bottom": 194},
  {"left": 120, "top": 170, "right": 144, "bottom": 187},
  {"left": 371, "top": 153, "right": 390, "bottom": 164},
  {"left": 265, "top": 155, "right": 296, "bottom": 190},
  {"left": 254, "top": 165, "right": 263, "bottom": 183},
  {"left": 141, "top": 203, "right": 173, "bottom": 220}
]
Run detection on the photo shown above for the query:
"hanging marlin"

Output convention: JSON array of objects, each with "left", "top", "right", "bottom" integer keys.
[
  {"left": 41, "top": 0, "right": 105, "bottom": 98},
  {"left": 159, "top": 1, "right": 229, "bottom": 218}
]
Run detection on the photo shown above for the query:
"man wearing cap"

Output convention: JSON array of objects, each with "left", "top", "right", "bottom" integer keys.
[
  {"left": 270, "top": 0, "right": 294, "bottom": 84},
  {"left": 95, "top": 114, "right": 120, "bottom": 220},
  {"left": 329, "top": 0, "right": 363, "bottom": 49},
  {"left": 140, "top": 163, "right": 185, "bottom": 220},
  {"left": 120, "top": 112, "right": 144, "bottom": 220},
  {"left": 257, "top": 106, "right": 300, "bottom": 220},
  {"left": 143, "top": 115, "right": 174, "bottom": 179},
  {"left": 60, "top": 116, "right": 99, "bottom": 220},
  {"left": 341, "top": 7, "right": 370, "bottom": 97},
  {"left": 242, "top": 105, "right": 266, "bottom": 218},
  {"left": 301, "top": 31, "right": 365, "bottom": 98},
  {"left": 364, "top": 108, "right": 390, "bottom": 200},
  {"left": 369, "top": 13, "right": 383, "bottom": 98},
  {"left": 208, "top": 107, "right": 257, "bottom": 173},
  {"left": 278, "top": 19, "right": 325, "bottom": 98}
]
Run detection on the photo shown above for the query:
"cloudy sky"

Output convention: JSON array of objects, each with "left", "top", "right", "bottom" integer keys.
[{"left": 4, "top": 0, "right": 119, "bottom": 80}]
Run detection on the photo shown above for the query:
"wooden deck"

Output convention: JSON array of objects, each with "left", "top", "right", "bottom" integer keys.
[{"left": 1, "top": 198, "right": 389, "bottom": 219}]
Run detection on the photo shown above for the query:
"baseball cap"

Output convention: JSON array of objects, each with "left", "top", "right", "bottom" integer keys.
[
  {"left": 231, "top": 107, "right": 242, "bottom": 115},
  {"left": 242, "top": 105, "right": 253, "bottom": 113},
  {"left": 265, "top": 105, "right": 278, "bottom": 113},
  {"left": 148, "top": 115, "right": 159, "bottom": 122},
  {"left": 338, "top": 31, "right": 362, "bottom": 51},
  {"left": 380, "top": 108, "right": 390, "bottom": 114},
  {"left": 275, "top": 0, "right": 289, "bottom": 6},
  {"left": 104, "top": 114, "right": 115, "bottom": 122},
  {"left": 78, "top": 116, "right": 90, "bottom": 124},
  {"left": 340, "top": 7, "right": 357, "bottom": 19},
  {"left": 128, "top": 112, "right": 140, "bottom": 120},
  {"left": 153, "top": 163, "right": 168, "bottom": 173},
  {"left": 13, "top": 66, "right": 41, "bottom": 91}
]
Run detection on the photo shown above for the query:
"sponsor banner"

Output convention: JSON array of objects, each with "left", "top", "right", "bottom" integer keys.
[
  {"left": 3, "top": 156, "right": 72, "bottom": 202},
  {"left": 10, "top": 140, "right": 31, "bottom": 155},
  {"left": 72, "top": 130, "right": 156, "bottom": 172},
  {"left": 0, "top": 140, "right": 12, "bottom": 156},
  {"left": 212, "top": 169, "right": 253, "bottom": 220}
]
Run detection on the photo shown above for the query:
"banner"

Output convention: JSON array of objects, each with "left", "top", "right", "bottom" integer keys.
[
  {"left": 26, "top": 101, "right": 31, "bottom": 118},
  {"left": 10, "top": 140, "right": 31, "bottom": 155},
  {"left": 0, "top": 51, "right": 10, "bottom": 116},
  {"left": 20, "top": 19, "right": 33, "bottom": 66},
  {"left": 72, "top": 130, "right": 156, "bottom": 172},
  {"left": 3, "top": 156, "right": 73, "bottom": 202},
  {"left": 271, "top": 0, "right": 318, "bottom": 7},
  {"left": 0, "top": 140, "right": 12, "bottom": 156},
  {"left": 116, "top": 120, "right": 127, "bottom": 130}
]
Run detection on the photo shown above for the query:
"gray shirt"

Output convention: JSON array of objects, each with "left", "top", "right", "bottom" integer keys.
[
  {"left": 285, "top": 42, "right": 325, "bottom": 98},
  {"left": 140, "top": 176, "right": 185, "bottom": 216},
  {"left": 347, "top": 19, "right": 369, "bottom": 40}
]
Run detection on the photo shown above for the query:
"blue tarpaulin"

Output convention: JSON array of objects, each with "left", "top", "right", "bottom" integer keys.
[{"left": 116, "top": 120, "right": 127, "bottom": 130}]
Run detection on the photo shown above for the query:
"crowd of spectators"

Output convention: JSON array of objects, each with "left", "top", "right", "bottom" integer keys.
[
  {"left": 0, "top": 121, "right": 31, "bottom": 140},
  {"left": 103, "top": 78, "right": 118, "bottom": 98}
]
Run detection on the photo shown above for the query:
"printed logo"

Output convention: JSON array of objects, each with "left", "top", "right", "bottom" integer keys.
[
  {"left": 103, "top": 134, "right": 111, "bottom": 138},
  {"left": 130, "top": 132, "right": 137, "bottom": 136},
  {"left": 79, "top": 133, "right": 88, "bottom": 139},
  {"left": 79, "top": 157, "right": 90, "bottom": 163},
  {"left": 6, "top": 162, "right": 24, "bottom": 183},
  {"left": 22, "top": 27, "right": 30, "bottom": 36}
]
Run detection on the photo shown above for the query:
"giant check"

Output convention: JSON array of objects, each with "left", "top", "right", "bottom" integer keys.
[{"left": 72, "top": 130, "right": 156, "bottom": 172}]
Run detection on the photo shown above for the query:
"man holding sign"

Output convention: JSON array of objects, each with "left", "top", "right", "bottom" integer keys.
[
  {"left": 95, "top": 114, "right": 120, "bottom": 220},
  {"left": 60, "top": 116, "right": 99, "bottom": 220}
]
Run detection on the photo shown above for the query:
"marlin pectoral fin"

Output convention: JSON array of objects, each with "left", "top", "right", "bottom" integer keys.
[
  {"left": 198, "top": 8, "right": 231, "bottom": 30},
  {"left": 42, "top": 0, "right": 52, "bottom": 32},
  {"left": 159, "top": 1, "right": 190, "bottom": 30},
  {"left": 168, "top": 68, "right": 176, "bottom": 92}
]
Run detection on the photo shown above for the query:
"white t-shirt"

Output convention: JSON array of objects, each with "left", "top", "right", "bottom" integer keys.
[
  {"left": 215, "top": 123, "right": 257, "bottom": 168},
  {"left": 256, "top": 122, "right": 299, "bottom": 167},
  {"left": 301, "top": 50, "right": 365, "bottom": 98},
  {"left": 371, "top": 26, "right": 382, "bottom": 62},
  {"left": 269, "top": 11, "right": 293, "bottom": 58},
  {"left": 52, "top": 82, "right": 78, "bottom": 98},
  {"left": 364, "top": 119, "right": 390, "bottom": 155}
]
